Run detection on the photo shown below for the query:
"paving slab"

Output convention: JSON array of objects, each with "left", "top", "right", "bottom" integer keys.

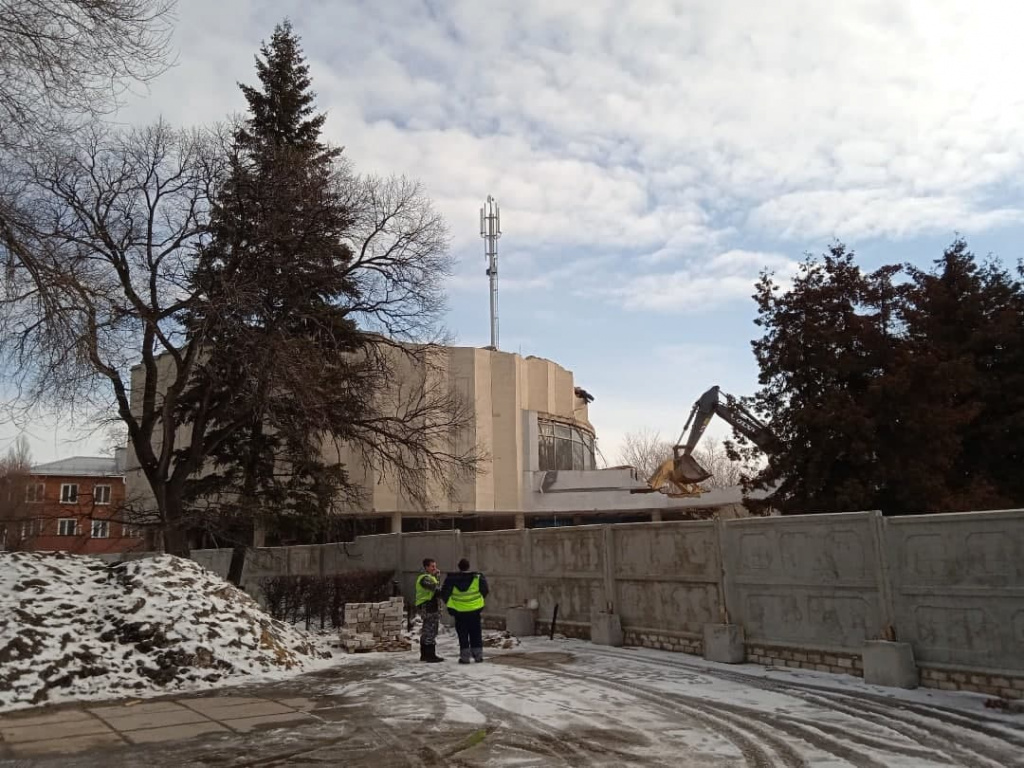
[
  {"left": 89, "top": 701, "right": 188, "bottom": 719},
  {"left": 0, "top": 715, "right": 113, "bottom": 743},
  {"left": 223, "top": 711, "right": 317, "bottom": 733},
  {"left": 0, "top": 708, "right": 95, "bottom": 728},
  {"left": 90, "top": 705, "right": 208, "bottom": 732},
  {"left": 123, "top": 721, "right": 229, "bottom": 744},
  {"left": 12, "top": 731, "right": 125, "bottom": 756},
  {"left": 180, "top": 698, "right": 294, "bottom": 720},
  {"left": 273, "top": 697, "right": 317, "bottom": 711}
]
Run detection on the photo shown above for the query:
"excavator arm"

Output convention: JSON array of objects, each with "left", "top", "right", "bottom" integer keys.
[{"left": 634, "top": 385, "right": 773, "bottom": 495}]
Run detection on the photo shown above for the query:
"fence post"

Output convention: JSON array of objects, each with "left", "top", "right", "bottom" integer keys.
[
  {"left": 715, "top": 517, "right": 733, "bottom": 624},
  {"left": 602, "top": 525, "right": 617, "bottom": 612},
  {"left": 869, "top": 510, "right": 897, "bottom": 639}
]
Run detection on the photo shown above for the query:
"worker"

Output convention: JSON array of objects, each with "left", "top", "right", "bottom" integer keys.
[
  {"left": 415, "top": 558, "right": 445, "bottom": 663},
  {"left": 441, "top": 557, "right": 489, "bottom": 664}
]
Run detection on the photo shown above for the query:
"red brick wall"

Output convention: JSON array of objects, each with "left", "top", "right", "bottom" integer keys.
[{"left": 5, "top": 473, "right": 151, "bottom": 555}]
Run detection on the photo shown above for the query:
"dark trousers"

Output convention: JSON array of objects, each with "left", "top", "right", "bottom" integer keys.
[{"left": 453, "top": 609, "right": 483, "bottom": 651}]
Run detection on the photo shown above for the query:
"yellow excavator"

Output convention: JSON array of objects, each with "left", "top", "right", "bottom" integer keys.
[{"left": 634, "top": 385, "right": 774, "bottom": 497}]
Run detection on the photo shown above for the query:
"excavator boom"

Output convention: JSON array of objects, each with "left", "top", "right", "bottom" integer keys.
[{"left": 641, "top": 385, "right": 773, "bottom": 491}]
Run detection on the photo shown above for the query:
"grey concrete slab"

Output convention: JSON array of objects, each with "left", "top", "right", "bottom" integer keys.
[
  {"left": 123, "top": 721, "right": 229, "bottom": 744},
  {"left": 223, "top": 711, "right": 317, "bottom": 733},
  {"left": 91, "top": 705, "right": 208, "bottom": 732},
  {"left": 273, "top": 697, "right": 317, "bottom": 711},
  {"left": 0, "top": 715, "right": 112, "bottom": 743},
  {"left": 12, "top": 731, "right": 125, "bottom": 755},
  {"left": 0, "top": 708, "right": 95, "bottom": 728},
  {"left": 88, "top": 701, "right": 187, "bottom": 719},
  {"left": 180, "top": 698, "right": 294, "bottom": 720}
]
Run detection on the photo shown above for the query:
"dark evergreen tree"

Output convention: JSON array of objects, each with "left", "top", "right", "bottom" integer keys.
[{"left": 181, "top": 21, "right": 370, "bottom": 579}]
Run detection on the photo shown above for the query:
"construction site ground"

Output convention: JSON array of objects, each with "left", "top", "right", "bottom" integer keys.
[{"left": 2, "top": 636, "right": 1022, "bottom": 768}]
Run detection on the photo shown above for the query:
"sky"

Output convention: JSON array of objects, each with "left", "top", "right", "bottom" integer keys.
[{"left": 6, "top": 0, "right": 1024, "bottom": 465}]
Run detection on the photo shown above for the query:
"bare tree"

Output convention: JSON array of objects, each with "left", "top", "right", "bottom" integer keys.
[
  {"left": 0, "top": 435, "right": 35, "bottom": 550},
  {"left": 691, "top": 436, "right": 745, "bottom": 489},
  {"left": 0, "top": 121, "right": 225, "bottom": 556},
  {"left": 616, "top": 427, "right": 673, "bottom": 481},
  {"left": 0, "top": 0, "right": 176, "bottom": 149}
]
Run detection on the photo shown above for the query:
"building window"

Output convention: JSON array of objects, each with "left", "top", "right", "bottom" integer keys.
[
  {"left": 123, "top": 525, "right": 144, "bottom": 539},
  {"left": 20, "top": 518, "right": 42, "bottom": 539},
  {"left": 91, "top": 520, "right": 110, "bottom": 538},
  {"left": 538, "top": 419, "right": 596, "bottom": 471},
  {"left": 94, "top": 485, "right": 111, "bottom": 505},
  {"left": 60, "top": 483, "right": 79, "bottom": 504},
  {"left": 57, "top": 518, "right": 78, "bottom": 536},
  {"left": 25, "top": 483, "right": 45, "bottom": 503},
  {"left": 0, "top": 525, "right": 7, "bottom": 550}
]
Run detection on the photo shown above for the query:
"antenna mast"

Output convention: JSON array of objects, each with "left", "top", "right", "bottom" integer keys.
[{"left": 480, "top": 195, "right": 501, "bottom": 350}]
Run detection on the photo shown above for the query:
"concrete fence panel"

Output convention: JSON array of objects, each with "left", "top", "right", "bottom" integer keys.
[
  {"left": 884, "top": 509, "right": 1024, "bottom": 672},
  {"left": 721, "top": 511, "right": 884, "bottom": 651},
  {"left": 461, "top": 529, "right": 528, "bottom": 615},
  {"left": 612, "top": 521, "right": 722, "bottom": 637},
  {"left": 530, "top": 526, "right": 606, "bottom": 625}
]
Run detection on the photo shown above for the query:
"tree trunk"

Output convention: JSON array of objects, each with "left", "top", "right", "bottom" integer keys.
[
  {"left": 227, "top": 545, "right": 247, "bottom": 586},
  {"left": 163, "top": 526, "right": 191, "bottom": 558}
]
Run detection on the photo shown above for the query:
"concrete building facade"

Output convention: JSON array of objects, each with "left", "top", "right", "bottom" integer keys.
[{"left": 125, "top": 345, "right": 744, "bottom": 538}]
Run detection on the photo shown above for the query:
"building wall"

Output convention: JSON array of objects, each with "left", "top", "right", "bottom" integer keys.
[
  {"left": 99, "top": 507, "right": 1023, "bottom": 699},
  {"left": 1, "top": 473, "right": 148, "bottom": 555},
  {"left": 125, "top": 345, "right": 594, "bottom": 521}
]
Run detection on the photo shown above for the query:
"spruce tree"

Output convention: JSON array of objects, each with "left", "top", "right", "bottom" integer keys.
[{"left": 182, "top": 20, "right": 364, "bottom": 577}]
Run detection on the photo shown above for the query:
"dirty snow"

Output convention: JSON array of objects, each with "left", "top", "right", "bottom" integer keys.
[{"left": 0, "top": 552, "right": 334, "bottom": 712}]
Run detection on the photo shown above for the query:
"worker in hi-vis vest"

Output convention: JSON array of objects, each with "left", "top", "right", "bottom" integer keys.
[
  {"left": 441, "top": 558, "right": 490, "bottom": 664},
  {"left": 414, "top": 558, "right": 445, "bottom": 663}
]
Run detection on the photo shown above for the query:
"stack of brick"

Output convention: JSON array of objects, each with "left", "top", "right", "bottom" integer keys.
[{"left": 339, "top": 596, "right": 411, "bottom": 653}]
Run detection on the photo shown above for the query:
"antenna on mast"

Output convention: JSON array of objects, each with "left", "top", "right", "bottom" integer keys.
[{"left": 480, "top": 195, "right": 501, "bottom": 350}]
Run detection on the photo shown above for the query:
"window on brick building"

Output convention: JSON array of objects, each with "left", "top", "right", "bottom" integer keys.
[
  {"left": 94, "top": 485, "right": 111, "bottom": 505},
  {"left": 91, "top": 520, "right": 110, "bottom": 538},
  {"left": 25, "top": 483, "right": 45, "bottom": 503},
  {"left": 123, "top": 525, "right": 144, "bottom": 539},
  {"left": 60, "top": 484, "right": 79, "bottom": 503},
  {"left": 57, "top": 518, "right": 78, "bottom": 536},
  {"left": 20, "top": 519, "right": 42, "bottom": 539}
]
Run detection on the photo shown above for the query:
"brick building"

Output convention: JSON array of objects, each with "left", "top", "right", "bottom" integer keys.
[{"left": 0, "top": 449, "right": 151, "bottom": 555}]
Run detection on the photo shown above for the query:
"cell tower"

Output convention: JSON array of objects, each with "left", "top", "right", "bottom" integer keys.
[{"left": 480, "top": 195, "right": 501, "bottom": 350}]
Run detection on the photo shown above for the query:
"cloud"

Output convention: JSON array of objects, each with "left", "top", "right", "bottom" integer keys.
[
  {"left": 608, "top": 250, "right": 800, "bottom": 313},
  {"left": 117, "top": 0, "right": 1024, "bottom": 312}
]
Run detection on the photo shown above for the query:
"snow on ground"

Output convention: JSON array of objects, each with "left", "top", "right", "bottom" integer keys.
[
  {"left": 0, "top": 552, "right": 335, "bottom": 712},
  {"left": 334, "top": 634, "right": 1024, "bottom": 767}
]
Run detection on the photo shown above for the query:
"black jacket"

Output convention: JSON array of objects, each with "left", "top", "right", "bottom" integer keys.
[{"left": 440, "top": 570, "right": 489, "bottom": 608}]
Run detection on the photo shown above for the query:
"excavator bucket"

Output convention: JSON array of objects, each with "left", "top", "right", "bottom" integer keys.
[{"left": 671, "top": 454, "right": 712, "bottom": 485}]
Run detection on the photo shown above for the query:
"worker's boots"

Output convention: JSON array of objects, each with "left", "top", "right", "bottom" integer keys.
[
  {"left": 471, "top": 648, "right": 484, "bottom": 663},
  {"left": 458, "top": 648, "right": 471, "bottom": 664},
  {"left": 420, "top": 644, "right": 445, "bottom": 663}
]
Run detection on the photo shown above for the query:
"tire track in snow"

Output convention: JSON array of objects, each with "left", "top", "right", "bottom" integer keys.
[{"left": 581, "top": 646, "right": 1022, "bottom": 767}]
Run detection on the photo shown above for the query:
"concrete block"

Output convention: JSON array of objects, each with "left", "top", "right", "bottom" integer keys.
[
  {"left": 123, "top": 721, "right": 229, "bottom": 744},
  {"left": 703, "top": 624, "right": 745, "bottom": 664},
  {"left": 506, "top": 607, "right": 537, "bottom": 637},
  {"left": 591, "top": 612, "right": 624, "bottom": 647},
  {"left": 862, "top": 640, "right": 919, "bottom": 689}
]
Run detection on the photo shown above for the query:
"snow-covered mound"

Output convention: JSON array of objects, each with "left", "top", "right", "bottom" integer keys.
[{"left": 0, "top": 552, "right": 332, "bottom": 711}]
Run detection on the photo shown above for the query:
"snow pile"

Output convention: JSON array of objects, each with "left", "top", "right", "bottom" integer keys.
[{"left": 0, "top": 551, "right": 332, "bottom": 711}]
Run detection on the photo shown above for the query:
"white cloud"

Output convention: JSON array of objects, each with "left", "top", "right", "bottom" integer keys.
[
  {"left": 609, "top": 250, "right": 800, "bottom": 313},
  {"left": 117, "top": 0, "right": 1024, "bottom": 309}
]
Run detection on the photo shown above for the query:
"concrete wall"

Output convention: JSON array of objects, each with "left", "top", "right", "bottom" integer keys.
[
  {"left": 102, "top": 508, "right": 1024, "bottom": 688},
  {"left": 721, "top": 511, "right": 884, "bottom": 652},
  {"left": 883, "top": 509, "right": 1024, "bottom": 672}
]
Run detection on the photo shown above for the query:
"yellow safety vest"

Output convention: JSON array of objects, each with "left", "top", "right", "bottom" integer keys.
[
  {"left": 446, "top": 574, "right": 485, "bottom": 612},
  {"left": 415, "top": 573, "right": 438, "bottom": 607}
]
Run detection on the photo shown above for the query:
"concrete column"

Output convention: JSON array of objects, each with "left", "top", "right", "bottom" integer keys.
[
  {"left": 252, "top": 522, "right": 266, "bottom": 548},
  {"left": 514, "top": 513, "right": 526, "bottom": 529},
  {"left": 601, "top": 525, "right": 617, "bottom": 612},
  {"left": 650, "top": 510, "right": 663, "bottom": 523},
  {"left": 390, "top": 511, "right": 403, "bottom": 534}
]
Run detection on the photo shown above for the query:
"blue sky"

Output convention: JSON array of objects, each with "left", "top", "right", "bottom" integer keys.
[{"left": 6, "top": 0, "right": 1024, "bottom": 464}]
